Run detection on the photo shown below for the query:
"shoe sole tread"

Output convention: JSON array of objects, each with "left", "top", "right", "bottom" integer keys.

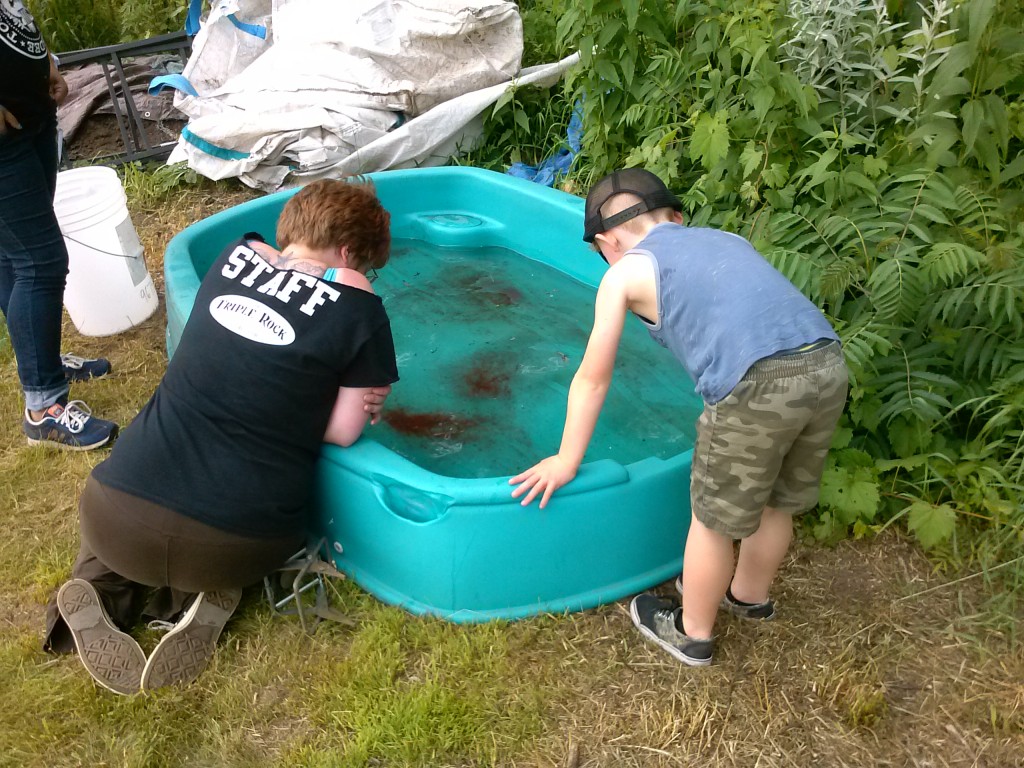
[
  {"left": 26, "top": 434, "right": 113, "bottom": 451},
  {"left": 141, "top": 589, "right": 242, "bottom": 691},
  {"left": 57, "top": 580, "right": 145, "bottom": 695}
]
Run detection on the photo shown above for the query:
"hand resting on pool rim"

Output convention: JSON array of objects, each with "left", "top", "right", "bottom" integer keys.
[
  {"left": 509, "top": 220, "right": 638, "bottom": 509},
  {"left": 509, "top": 453, "right": 580, "bottom": 509}
]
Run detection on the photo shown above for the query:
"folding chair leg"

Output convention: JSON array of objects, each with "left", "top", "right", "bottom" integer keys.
[{"left": 263, "top": 539, "right": 352, "bottom": 634}]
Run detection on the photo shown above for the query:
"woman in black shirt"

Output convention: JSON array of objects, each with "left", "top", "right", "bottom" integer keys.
[{"left": 44, "top": 179, "right": 399, "bottom": 695}]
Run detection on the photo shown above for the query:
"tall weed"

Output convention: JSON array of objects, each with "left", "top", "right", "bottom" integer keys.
[
  {"left": 459, "top": 3, "right": 578, "bottom": 174},
  {"left": 28, "top": 0, "right": 184, "bottom": 52},
  {"left": 28, "top": 0, "right": 119, "bottom": 52}
]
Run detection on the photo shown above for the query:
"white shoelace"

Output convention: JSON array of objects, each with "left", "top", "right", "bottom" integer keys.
[
  {"left": 55, "top": 400, "right": 92, "bottom": 434},
  {"left": 655, "top": 607, "right": 680, "bottom": 629},
  {"left": 59, "top": 353, "right": 88, "bottom": 369}
]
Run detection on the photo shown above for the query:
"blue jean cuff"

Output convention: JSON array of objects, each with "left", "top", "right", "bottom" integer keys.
[{"left": 24, "top": 383, "right": 70, "bottom": 412}]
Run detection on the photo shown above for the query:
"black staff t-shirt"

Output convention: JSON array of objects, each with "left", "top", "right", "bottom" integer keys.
[
  {"left": 0, "top": 1, "right": 54, "bottom": 132},
  {"left": 94, "top": 236, "right": 399, "bottom": 538}
]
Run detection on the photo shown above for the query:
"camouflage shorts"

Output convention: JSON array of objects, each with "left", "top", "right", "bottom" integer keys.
[{"left": 691, "top": 342, "right": 848, "bottom": 539}]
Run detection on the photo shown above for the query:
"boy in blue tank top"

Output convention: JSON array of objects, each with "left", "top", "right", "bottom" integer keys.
[{"left": 511, "top": 168, "right": 848, "bottom": 666}]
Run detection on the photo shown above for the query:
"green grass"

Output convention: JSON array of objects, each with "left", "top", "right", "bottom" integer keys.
[
  {"left": 28, "top": 0, "right": 186, "bottom": 52},
  {"left": 1, "top": 168, "right": 1023, "bottom": 767},
  {"left": 0, "top": 595, "right": 548, "bottom": 767}
]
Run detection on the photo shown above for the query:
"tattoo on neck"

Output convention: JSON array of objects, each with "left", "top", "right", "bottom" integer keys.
[{"left": 268, "top": 252, "right": 326, "bottom": 277}]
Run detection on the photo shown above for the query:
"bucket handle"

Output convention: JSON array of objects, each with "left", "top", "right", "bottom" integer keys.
[{"left": 61, "top": 233, "right": 140, "bottom": 259}]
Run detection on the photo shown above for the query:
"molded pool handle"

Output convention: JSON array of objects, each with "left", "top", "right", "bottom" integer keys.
[{"left": 375, "top": 480, "right": 454, "bottom": 524}]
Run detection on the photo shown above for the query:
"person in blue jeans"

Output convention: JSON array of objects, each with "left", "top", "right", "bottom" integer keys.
[{"left": 0, "top": 0, "right": 118, "bottom": 450}]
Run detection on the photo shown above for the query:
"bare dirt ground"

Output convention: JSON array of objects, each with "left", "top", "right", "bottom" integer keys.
[
  {"left": 65, "top": 113, "right": 185, "bottom": 165},
  {"left": 518, "top": 531, "right": 1024, "bottom": 768}
]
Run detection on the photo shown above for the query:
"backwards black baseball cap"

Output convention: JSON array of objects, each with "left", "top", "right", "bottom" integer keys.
[{"left": 583, "top": 168, "right": 683, "bottom": 243}]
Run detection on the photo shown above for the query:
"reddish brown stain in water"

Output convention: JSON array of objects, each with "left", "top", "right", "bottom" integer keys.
[
  {"left": 453, "top": 273, "right": 522, "bottom": 307},
  {"left": 463, "top": 363, "right": 511, "bottom": 398},
  {"left": 384, "top": 408, "right": 481, "bottom": 439},
  {"left": 490, "top": 286, "right": 522, "bottom": 306}
]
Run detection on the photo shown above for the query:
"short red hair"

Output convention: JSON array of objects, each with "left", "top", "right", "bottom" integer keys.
[{"left": 276, "top": 178, "right": 391, "bottom": 271}]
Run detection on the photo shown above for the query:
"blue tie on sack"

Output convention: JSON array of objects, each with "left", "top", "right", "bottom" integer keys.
[
  {"left": 507, "top": 103, "right": 582, "bottom": 187},
  {"left": 184, "top": 0, "right": 267, "bottom": 38}
]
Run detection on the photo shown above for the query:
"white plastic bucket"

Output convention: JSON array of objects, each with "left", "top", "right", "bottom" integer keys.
[{"left": 53, "top": 166, "right": 158, "bottom": 336}]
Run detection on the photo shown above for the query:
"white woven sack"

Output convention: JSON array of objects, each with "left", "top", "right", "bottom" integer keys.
[
  {"left": 269, "top": 0, "right": 522, "bottom": 114},
  {"left": 173, "top": 0, "right": 274, "bottom": 118}
]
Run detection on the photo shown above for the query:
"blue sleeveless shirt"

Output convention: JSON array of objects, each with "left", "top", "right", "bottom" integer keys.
[{"left": 631, "top": 223, "right": 838, "bottom": 404}]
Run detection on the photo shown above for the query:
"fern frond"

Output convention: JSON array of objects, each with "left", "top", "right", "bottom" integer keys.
[
  {"left": 760, "top": 209, "right": 848, "bottom": 298},
  {"left": 952, "top": 186, "right": 1006, "bottom": 246},
  {"left": 954, "top": 327, "right": 1024, "bottom": 380},
  {"left": 765, "top": 208, "right": 849, "bottom": 265},
  {"left": 919, "top": 172, "right": 958, "bottom": 208},
  {"left": 872, "top": 343, "right": 961, "bottom": 424},
  {"left": 834, "top": 318, "right": 897, "bottom": 389},
  {"left": 762, "top": 247, "right": 819, "bottom": 297},
  {"left": 925, "top": 268, "right": 1024, "bottom": 332},
  {"left": 621, "top": 103, "right": 652, "bottom": 127},
  {"left": 920, "top": 242, "right": 986, "bottom": 286},
  {"left": 818, "top": 256, "right": 862, "bottom": 308},
  {"left": 647, "top": 50, "right": 692, "bottom": 95},
  {"left": 947, "top": 363, "right": 1024, "bottom": 445},
  {"left": 865, "top": 254, "right": 927, "bottom": 322},
  {"left": 819, "top": 214, "right": 873, "bottom": 261}
]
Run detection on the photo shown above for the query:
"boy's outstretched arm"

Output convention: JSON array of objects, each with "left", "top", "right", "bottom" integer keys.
[{"left": 510, "top": 273, "right": 630, "bottom": 508}]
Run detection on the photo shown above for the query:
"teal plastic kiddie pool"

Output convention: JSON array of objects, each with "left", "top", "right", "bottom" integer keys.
[{"left": 164, "top": 166, "right": 701, "bottom": 622}]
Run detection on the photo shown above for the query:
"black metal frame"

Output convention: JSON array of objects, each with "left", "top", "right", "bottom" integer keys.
[{"left": 58, "top": 31, "right": 192, "bottom": 167}]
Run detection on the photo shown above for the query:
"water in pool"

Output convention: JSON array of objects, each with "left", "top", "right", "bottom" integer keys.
[{"left": 372, "top": 239, "right": 703, "bottom": 478}]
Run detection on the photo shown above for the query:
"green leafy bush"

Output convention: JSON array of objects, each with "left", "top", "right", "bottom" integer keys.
[{"left": 486, "top": 0, "right": 1024, "bottom": 566}]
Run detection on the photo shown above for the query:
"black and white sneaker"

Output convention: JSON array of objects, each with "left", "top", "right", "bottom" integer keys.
[
  {"left": 721, "top": 588, "right": 776, "bottom": 620},
  {"left": 674, "top": 576, "right": 776, "bottom": 621},
  {"left": 60, "top": 353, "right": 112, "bottom": 381},
  {"left": 629, "top": 593, "right": 713, "bottom": 667}
]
